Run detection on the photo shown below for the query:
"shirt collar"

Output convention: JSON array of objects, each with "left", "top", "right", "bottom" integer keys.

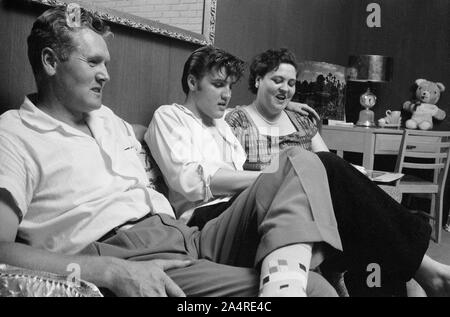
[
  {"left": 173, "top": 103, "right": 234, "bottom": 141},
  {"left": 19, "top": 95, "right": 108, "bottom": 136}
]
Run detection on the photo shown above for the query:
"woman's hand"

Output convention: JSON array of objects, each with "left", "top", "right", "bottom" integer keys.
[
  {"left": 108, "top": 258, "right": 193, "bottom": 297},
  {"left": 287, "top": 102, "right": 320, "bottom": 122}
]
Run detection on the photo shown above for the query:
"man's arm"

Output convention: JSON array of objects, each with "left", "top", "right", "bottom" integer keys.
[
  {"left": 286, "top": 101, "right": 320, "bottom": 122},
  {"left": 147, "top": 108, "right": 260, "bottom": 201},
  {"left": 0, "top": 191, "right": 191, "bottom": 297}
]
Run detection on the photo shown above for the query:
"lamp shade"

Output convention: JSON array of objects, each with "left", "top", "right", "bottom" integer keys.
[{"left": 347, "top": 55, "right": 393, "bottom": 82}]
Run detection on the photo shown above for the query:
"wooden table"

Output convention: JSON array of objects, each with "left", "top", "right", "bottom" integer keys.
[{"left": 321, "top": 125, "right": 404, "bottom": 170}]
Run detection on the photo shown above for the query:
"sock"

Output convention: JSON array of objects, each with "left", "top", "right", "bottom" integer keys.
[{"left": 259, "top": 244, "right": 312, "bottom": 297}]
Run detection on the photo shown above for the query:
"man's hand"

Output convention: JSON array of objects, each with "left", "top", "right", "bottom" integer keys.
[
  {"left": 287, "top": 102, "right": 320, "bottom": 122},
  {"left": 109, "top": 259, "right": 193, "bottom": 297}
]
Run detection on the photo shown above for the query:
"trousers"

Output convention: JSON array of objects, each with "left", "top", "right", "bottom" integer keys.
[
  {"left": 316, "top": 151, "right": 431, "bottom": 296},
  {"left": 81, "top": 148, "right": 342, "bottom": 296}
]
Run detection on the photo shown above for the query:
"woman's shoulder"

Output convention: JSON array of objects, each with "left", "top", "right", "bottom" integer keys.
[
  {"left": 285, "top": 109, "right": 319, "bottom": 135},
  {"left": 225, "top": 106, "right": 252, "bottom": 128},
  {"left": 285, "top": 109, "right": 316, "bottom": 125}
]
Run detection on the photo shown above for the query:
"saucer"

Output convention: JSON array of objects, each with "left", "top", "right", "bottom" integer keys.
[{"left": 378, "top": 123, "right": 401, "bottom": 129}]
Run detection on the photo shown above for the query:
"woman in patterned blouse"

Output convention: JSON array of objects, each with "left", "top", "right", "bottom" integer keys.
[
  {"left": 225, "top": 48, "right": 329, "bottom": 171},
  {"left": 224, "top": 48, "right": 448, "bottom": 296}
]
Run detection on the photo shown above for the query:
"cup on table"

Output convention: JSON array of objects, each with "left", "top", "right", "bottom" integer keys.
[{"left": 385, "top": 110, "right": 401, "bottom": 124}]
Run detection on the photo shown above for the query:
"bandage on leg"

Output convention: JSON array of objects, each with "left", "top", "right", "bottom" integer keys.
[{"left": 259, "top": 244, "right": 312, "bottom": 297}]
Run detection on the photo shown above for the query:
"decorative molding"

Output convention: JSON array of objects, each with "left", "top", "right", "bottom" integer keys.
[{"left": 27, "top": 0, "right": 216, "bottom": 45}]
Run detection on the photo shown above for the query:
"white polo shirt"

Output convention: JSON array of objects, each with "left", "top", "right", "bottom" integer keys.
[
  {"left": 146, "top": 104, "right": 247, "bottom": 221},
  {"left": 0, "top": 96, "right": 174, "bottom": 254}
]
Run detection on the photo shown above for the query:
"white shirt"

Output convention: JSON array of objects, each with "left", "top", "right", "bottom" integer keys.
[
  {"left": 146, "top": 104, "right": 247, "bottom": 220},
  {"left": 0, "top": 96, "right": 174, "bottom": 254}
]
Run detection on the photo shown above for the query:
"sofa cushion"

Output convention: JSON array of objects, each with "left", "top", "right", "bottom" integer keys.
[{"left": 0, "top": 264, "right": 103, "bottom": 297}]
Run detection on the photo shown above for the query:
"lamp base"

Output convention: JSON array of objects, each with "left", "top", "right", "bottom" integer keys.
[{"left": 356, "top": 109, "right": 375, "bottom": 127}]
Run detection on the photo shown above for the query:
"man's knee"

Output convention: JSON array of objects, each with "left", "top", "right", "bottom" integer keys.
[{"left": 316, "top": 151, "right": 346, "bottom": 170}]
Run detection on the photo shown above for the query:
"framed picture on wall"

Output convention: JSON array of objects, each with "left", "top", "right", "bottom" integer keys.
[{"left": 293, "top": 61, "right": 347, "bottom": 123}]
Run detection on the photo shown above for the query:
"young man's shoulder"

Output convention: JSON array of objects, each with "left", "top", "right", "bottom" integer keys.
[
  {"left": 151, "top": 104, "right": 192, "bottom": 124},
  {"left": 153, "top": 104, "right": 183, "bottom": 115}
]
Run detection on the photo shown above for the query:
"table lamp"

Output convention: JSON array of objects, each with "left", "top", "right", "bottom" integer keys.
[{"left": 347, "top": 55, "right": 393, "bottom": 127}]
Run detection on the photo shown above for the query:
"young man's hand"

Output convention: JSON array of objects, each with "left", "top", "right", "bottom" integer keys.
[
  {"left": 287, "top": 102, "right": 320, "bottom": 122},
  {"left": 108, "top": 258, "right": 193, "bottom": 297}
]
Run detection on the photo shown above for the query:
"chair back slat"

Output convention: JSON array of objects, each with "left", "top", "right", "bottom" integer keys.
[
  {"left": 403, "top": 152, "right": 448, "bottom": 159},
  {"left": 402, "top": 162, "right": 445, "bottom": 170},
  {"left": 404, "top": 140, "right": 450, "bottom": 150}
]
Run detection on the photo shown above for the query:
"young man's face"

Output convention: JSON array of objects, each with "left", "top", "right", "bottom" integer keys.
[
  {"left": 54, "top": 28, "right": 110, "bottom": 114},
  {"left": 191, "top": 67, "right": 235, "bottom": 120}
]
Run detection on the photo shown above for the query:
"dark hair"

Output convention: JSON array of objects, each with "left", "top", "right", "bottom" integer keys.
[
  {"left": 248, "top": 48, "right": 298, "bottom": 94},
  {"left": 27, "top": 5, "right": 111, "bottom": 75},
  {"left": 181, "top": 45, "right": 246, "bottom": 95}
]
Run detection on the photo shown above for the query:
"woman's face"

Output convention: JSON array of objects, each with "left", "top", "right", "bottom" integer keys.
[{"left": 255, "top": 63, "right": 297, "bottom": 115}]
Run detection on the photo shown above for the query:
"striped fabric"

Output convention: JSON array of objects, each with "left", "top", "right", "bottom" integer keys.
[{"left": 226, "top": 108, "right": 318, "bottom": 171}]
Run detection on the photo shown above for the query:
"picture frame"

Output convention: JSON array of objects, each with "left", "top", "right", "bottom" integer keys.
[
  {"left": 26, "top": 0, "right": 217, "bottom": 45},
  {"left": 293, "top": 61, "right": 347, "bottom": 123}
]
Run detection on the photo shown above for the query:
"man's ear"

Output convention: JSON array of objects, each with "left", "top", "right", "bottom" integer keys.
[
  {"left": 41, "top": 47, "right": 59, "bottom": 76},
  {"left": 187, "top": 74, "right": 198, "bottom": 92}
]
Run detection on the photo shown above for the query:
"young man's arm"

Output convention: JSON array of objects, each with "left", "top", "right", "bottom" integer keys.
[
  {"left": 286, "top": 101, "right": 320, "bottom": 122},
  {"left": 0, "top": 192, "right": 191, "bottom": 297},
  {"left": 147, "top": 108, "right": 260, "bottom": 201}
]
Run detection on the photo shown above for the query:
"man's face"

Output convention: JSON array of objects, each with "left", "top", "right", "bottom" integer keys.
[
  {"left": 191, "top": 67, "right": 234, "bottom": 120},
  {"left": 54, "top": 28, "right": 110, "bottom": 114}
]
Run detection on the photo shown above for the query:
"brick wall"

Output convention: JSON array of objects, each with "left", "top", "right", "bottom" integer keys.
[{"left": 90, "top": 0, "right": 204, "bottom": 34}]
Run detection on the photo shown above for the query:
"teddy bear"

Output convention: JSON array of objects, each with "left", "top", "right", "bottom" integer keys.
[{"left": 403, "top": 79, "right": 446, "bottom": 130}]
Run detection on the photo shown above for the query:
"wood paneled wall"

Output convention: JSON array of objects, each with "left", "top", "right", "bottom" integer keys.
[
  {"left": 346, "top": 0, "right": 450, "bottom": 128},
  {"left": 0, "top": 0, "right": 198, "bottom": 125},
  {"left": 215, "top": 0, "right": 450, "bottom": 129},
  {"left": 215, "top": 0, "right": 352, "bottom": 107}
]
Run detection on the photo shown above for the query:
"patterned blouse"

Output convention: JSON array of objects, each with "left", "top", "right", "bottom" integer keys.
[{"left": 225, "top": 107, "right": 318, "bottom": 171}]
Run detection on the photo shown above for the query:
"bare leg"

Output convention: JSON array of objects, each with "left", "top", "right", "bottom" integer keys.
[
  {"left": 406, "top": 279, "right": 427, "bottom": 297},
  {"left": 414, "top": 255, "right": 450, "bottom": 296}
]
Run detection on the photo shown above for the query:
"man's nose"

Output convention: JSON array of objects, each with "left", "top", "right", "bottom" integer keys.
[
  {"left": 97, "top": 64, "right": 110, "bottom": 83},
  {"left": 222, "top": 88, "right": 231, "bottom": 99}
]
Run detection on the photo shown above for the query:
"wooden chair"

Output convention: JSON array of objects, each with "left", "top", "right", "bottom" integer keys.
[{"left": 393, "top": 129, "right": 450, "bottom": 243}]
